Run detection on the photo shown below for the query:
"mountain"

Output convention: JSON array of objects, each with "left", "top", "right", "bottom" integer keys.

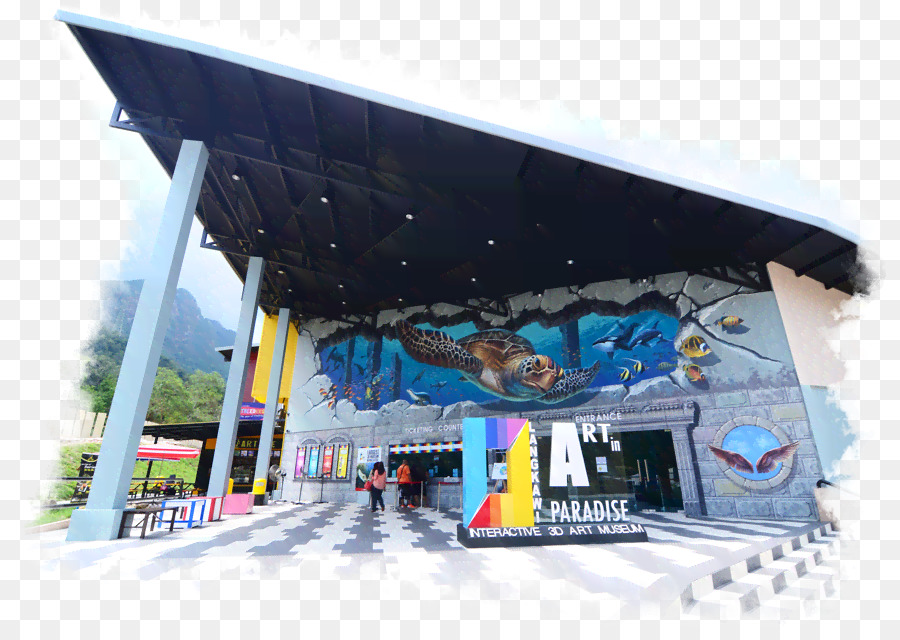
[{"left": 100, "top": 280, "right": 236, "bottom": 377}]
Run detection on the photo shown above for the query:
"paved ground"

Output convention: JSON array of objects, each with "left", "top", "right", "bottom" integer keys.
[{"left": 38, "top": 501, "right": 824, "bottom": 610}]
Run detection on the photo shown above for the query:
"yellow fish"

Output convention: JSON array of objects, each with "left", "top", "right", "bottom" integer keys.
[
  {"left": 683, "top": 364, "right": 706, "bottom": 383},
  {"left": 623, "top": 357, "right": 646, "bottom": 374},
  {"left": 657, "top": 361, "right": 676, "bottom": 371},
  {"left": 714, "top": 316, "right": 743, "bottom": 328},
  {"left": 618, "top": 367, "right": 632, "bottom": 382},
  {"left": 680, "top": 335, "right": 712, "bottom": 358}
]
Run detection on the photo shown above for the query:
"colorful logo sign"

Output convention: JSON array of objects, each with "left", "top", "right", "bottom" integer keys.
[
  {"left": 240, "top": 402, "right": 265, "bottom": 420},
  {"left": 462, "top": 418, "right": 534, "bottom": 529}
]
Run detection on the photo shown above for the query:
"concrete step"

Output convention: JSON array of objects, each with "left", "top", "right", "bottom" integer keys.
[{"left": 682, "top": 523, "right": 840, "bottom": 617}]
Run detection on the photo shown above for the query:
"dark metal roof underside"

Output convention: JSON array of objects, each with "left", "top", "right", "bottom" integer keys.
[
  {"left": 143, "top": 420, "right": 278, "bottom": 441},
  {"left": 66, "top": 22, "right": 866, "bottom": 322}
]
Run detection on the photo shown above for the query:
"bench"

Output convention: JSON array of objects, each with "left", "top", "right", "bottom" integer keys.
[{"left": 119, "top": 506, "right": 178, "bottom": 539}]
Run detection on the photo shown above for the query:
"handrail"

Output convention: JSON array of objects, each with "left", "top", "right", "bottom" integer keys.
[{"left": 816, "top": 478, "right": 859, "bottom": 497}]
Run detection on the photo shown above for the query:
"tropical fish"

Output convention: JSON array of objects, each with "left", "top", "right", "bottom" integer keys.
[
  {"left": 657, "top": 361, "right": 676, "bottom": 371},
  {"left": 622, "top": 357, "right": 647, "bottom": 374},
  {"left": 708, "top": 441, "right": 800, "bottom": 474},
  {"left": 680, "top": 335, "right": 712, "bottom": 358},
  {"left": 431, "top": 380, "right": 448, "bottom": 391},
  {"left": 406, "top": 389, "right": 432, "bottom": 406},
  {"left": 319, "top": 384, "right": 338, "bottom": 409},
  {"left": 617, "top": 367, "right": 633, "bottom": 382},
  {"left": 714, "top": 316, "right": 744, "bottom": 329},
  {"left": 683, "top": 364, "right": 705, "bottom": 383},
  {"left": 364, "top": 374, "right": 385, "bottom": 402}
]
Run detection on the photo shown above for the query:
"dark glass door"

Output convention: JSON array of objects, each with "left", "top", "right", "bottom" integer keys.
[{"left": 619, "top": 430, "right": 683, "bottom": 513}]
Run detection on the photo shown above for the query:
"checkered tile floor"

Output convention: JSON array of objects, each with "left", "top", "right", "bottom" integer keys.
[{"left": 38, "top": 502, "right": 825, "bottom": 606}]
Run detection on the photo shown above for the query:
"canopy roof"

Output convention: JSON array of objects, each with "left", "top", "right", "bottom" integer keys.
[
  {"left": 59, "top": 12, "right": 865, "bottom": 323},
  {"left": 142, "top": 420, "right": 278, "bottom": 442},
  {"left": 136, "top": 443, "right": 200, "bottom": 461}
]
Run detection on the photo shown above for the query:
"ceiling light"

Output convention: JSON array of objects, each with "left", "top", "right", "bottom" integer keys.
[
  {"left": 231, "top": 173, "right": 241, "bottom": 181},
  {"left": 288, "top": 288, "right": 293, "bottom": 293},
  {"left": 398, "top": 298, "right": 404, "bottom": 302},
  {"left": 488, "top": 240, "right": 495, "bottom": 245},
  {"left": 401, "top": 261, "right": 407, "bottom": 266},
  {"left": 257, "top": 228, "right": 265, "bottom": 234},
  {"left": 320, "top": 196, "right": 329, "bottom": 203},
  {"left": 471, "top": 277, "right": 477, "bottom": 282},
  {"left": 342, "top": 301, "right": 346, "bottom": 305},
  {"left": 406, "top": 213, "right": 414, "bottom": 220},
  {"left": 330, "top": 243, "right": 337, "bottom": 248},
  {"left": 338, "top": 283, "right": 344, "bottom": 289},
  {"left": 277, "top": 269, "right": 285, "bottom": 275},
  {"left": 567, "top": 259, "right": 574, "bottom": 265}
]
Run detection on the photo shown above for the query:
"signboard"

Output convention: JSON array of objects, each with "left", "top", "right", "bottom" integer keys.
[
  {"left": 306, "top": 445, "right": 321, "bottom": 478},
  {"left": 240, "top": 401, "right": 265, "bottom": 420},
  {"left": 458, "top": 418, "right": 649, "bottom": 548},
  {"left": 354, "top": 446, "right": 382, "bottom": 491},
  {"left": 78, "top": 452, "right": 98, "bottom": 477},
  {"left": 294, "top": 446, "right": 307, "bottom": 479},
  {"left": 335, "top": 444, "right": 350, "bottom": 479},
  {"left": 321, "top": 445, "right": 335, "bottom": 478}
]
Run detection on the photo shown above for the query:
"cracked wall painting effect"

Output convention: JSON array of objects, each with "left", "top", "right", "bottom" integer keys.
[{"left": 290, "top": 269, "right": 799, "bottom": 427}]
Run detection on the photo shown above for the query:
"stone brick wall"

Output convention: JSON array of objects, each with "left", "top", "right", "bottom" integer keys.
[{"left": 682, "top": 385, "right": 823, "bottom": 521}]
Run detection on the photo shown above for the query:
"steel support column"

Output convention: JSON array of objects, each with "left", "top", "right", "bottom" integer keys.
[
  {"left": 251, "top": 307, "right": 291, "bottom": 505},
  {"left": 67, "top": 139, "right": 209, "bottom": 541},
  {"left": 207, "top": 256, "right": 265, "bottom": 498}
]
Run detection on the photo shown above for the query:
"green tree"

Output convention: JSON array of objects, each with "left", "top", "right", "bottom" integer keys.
[
  {"left": 146, "top": 367, "right": 191, "bottom": 423},
  {"left": 90, "top": 373, "right": 119, "bottom": 414},
  {"left": 186, "top": 370, "right": 226, "bottom": 421}
]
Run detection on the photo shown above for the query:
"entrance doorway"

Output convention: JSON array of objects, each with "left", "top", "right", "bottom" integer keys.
[{"left": 619, "top": 429, "right": 683, "bottom": 513}]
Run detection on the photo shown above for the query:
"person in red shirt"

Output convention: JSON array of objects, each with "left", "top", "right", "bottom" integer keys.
[
  {"left": 397, "top": 459, "right": 414, "bottom": 508},
  {"left": 368, "top": 461, "right": 387, "bottom": 513}
]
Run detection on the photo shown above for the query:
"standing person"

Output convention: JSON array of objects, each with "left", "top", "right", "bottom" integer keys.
[
  {"left": 397, "top": 459, "right": 413, "bottom": 508},
  {"left": 369, "top": 461, "right": 386, "bottom": 513}
]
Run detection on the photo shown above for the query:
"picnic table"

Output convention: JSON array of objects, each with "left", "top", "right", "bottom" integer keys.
[{"left": 118, "top": 505, "right": 179, "bottom": 539}]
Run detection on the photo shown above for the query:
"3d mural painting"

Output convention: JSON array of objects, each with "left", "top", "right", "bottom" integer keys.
[{"left": 284, "top": 268, "right": 825, "bottom": 522}]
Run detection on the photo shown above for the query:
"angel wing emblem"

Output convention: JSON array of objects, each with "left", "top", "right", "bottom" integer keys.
[
  {"left": 755, "top": 441, "right": 801, "bottom": 474},
  {"left": 708, "top": 441, "right": 800, "bottom": 475},
  {"left": 707, "top": 445, "right": 753, "bottom": 474}
]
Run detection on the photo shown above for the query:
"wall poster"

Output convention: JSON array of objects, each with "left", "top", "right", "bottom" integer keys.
[
  {"left": 294, "top": 446, "right": 307, "bottom": 479},
  {"left": 321, "top": 444, "right": 335, "bottom": 478},
  {"left": 354, "top": 446, "right": 382, "bottom": 491},
  {"left": 307, "top": 445, "right": 321, "bottom": 478},
  {"left": 335, "top": 444, "right": 350, "bottom": 480}
]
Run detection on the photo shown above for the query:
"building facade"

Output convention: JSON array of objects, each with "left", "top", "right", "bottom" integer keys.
[{"left": 282, "top": 265, "right": 828, "bottom": 521}]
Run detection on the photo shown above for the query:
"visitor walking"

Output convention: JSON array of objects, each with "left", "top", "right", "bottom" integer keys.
[
  {"left": 369, "top": 461, "right": 386, "bottom": 513},
  {"left": 397, "top": 459, "right": 414, "bottom": 508}
]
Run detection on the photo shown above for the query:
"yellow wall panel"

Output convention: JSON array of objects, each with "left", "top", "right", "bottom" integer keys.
[
  {"left": 251, "top": 314, "right": 299, "bottom": 404},
  {"left": 507, "top": 421, "right": 535, "bottom": 527}
]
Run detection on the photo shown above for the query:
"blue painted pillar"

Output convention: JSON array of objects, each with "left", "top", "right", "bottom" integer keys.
[
  {"left": 207, "top": 256, "right": 264, "bottom": 498},
  {"left": 252, "top": 307, "right": 291, "bottom": 503},
  {"left": 67, "top": 139, "right": 209, "bottom": 541}
]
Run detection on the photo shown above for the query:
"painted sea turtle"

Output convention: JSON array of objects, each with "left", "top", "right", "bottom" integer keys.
[{"left": 394, "top": 320, "right": 602, "bottom": 403}]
